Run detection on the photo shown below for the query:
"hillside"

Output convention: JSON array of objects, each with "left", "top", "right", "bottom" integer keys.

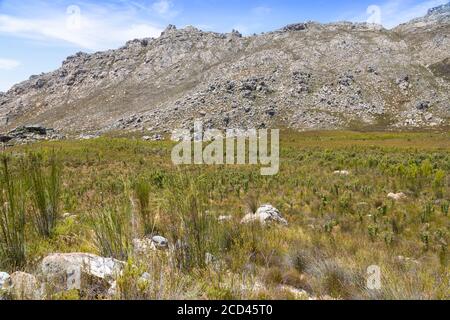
[{"left": 0, "top": 4, "right": 449, "bottom": 136}]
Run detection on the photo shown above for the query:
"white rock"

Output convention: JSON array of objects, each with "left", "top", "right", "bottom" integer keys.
[
  {"left": 241, "top": 204, "right": 288, "bottom": 225},
  {"left": 387, "top": 192, "right": 407, "bottom": 201},
  {"left": 133, "top": 238, "right": 155, "bottom": 255},
  {"left": 334, "top": 170, "right": 350, "bottom": 176},
  {"left": 152, "top": 236, "right": 169, "bottom": 249},
  {"left": 0, "top": 272, "right": 11, "bottom": 300},
  {"left": 41, "top": 253, "right": 124, "bottom": 294},
  {"left": 0, "top": 272, "right": 10, "bottom": 285},
  {"left": 279, "top": 285, "right": 309, "bottom": 299},
  {"left": 133, "top": 236, "right": 168, "bottom": 255},
  {"left": 10, "top": 272, "right": 42, "bottom": 300},
  {"left": 218, "top": 215, "right": 232, "bottom": 222}
]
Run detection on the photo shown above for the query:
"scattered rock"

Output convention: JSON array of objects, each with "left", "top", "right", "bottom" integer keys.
[
  {"left": 152, "top": 236, "right": 169, "bottom": 249},
  {"left": 334, "top": 170, "right": 350, "bottom": 176},
  {"left": 41, "top": 253, "right": 124, "bottom": 295},
  {"left": 415, "top": 101, "right": 430, "bottom": 110},
  {"left": 241, "top": 205, "right": 288, "bottom": 225},
  {"left": 143, "top": 134, "right": 163, "bottom": 141},
  {"left": 0, "top": 272, "right": 11, "bottom": 300},
  {"left": 10, "top": 272, "right": 42, "bottom": 300},
  {"left": 278, "top": 285, "right": 310, "bottom": 299},
  {"left": 282, "top": 23, "right": 308, "bottom": 31},
  {"left": 387, "top": 192, "right": 407, "bottom": 201},
  {"left": 3, "top": 125, "right": 64, "bottom": 146},
  {"left": 396, "top": 255, "right": 420, "bottom": 265},
  {"left": 133, "top": 236, "right": 169, "bottom": 255},
  {"left": 218, "top": 215, "right": 233, "bottom": 222}
]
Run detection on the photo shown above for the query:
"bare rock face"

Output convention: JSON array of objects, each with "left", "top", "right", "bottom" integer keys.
[{"left": 0, "top": 4, "right": 449, "bottom": 135}]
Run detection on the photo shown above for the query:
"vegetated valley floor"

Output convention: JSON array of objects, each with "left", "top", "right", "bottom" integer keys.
[{"left": 1, "top": 130, "right": 449, "bottom": 300}]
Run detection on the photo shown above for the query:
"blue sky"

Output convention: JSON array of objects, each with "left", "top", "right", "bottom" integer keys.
[{"left": 0, "top": 0, "right": 448, "bottom": 92}]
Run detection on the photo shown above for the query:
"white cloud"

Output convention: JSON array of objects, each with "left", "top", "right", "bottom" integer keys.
[
  {"left": 0, "top": 58, "right": 20, "bottom": 70},
  {"left": 0, "top": 1, "right": 164, "bottom": 51},
  {"left": 152, "top": 0, "right": 171, "bottom": 15},
  {"left": 354, "top": 0, "right": 448, "bottom": 28}
]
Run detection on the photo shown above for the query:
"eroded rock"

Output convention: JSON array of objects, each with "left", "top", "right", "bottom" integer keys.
[{"left": 241, "top": 205, "right": 288, "bottom": 225}]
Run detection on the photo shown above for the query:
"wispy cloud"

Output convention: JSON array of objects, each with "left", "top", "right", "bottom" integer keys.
[
  {"left": 353, "top": 0, "right": 448, "bottom": 28},
  {"left": 0, "top": 1, "right": 170, "bottom": 51},
  {"left": 0, "top": 58, "right": 20, "bottom": 70}
]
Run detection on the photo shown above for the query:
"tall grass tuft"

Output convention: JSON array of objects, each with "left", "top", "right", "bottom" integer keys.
[
  {"left": 133, "top": 178, "right": 154, "bottom": 235},
  {"left": 91, "top": 203, "right": 131, "bottom": 261},
  {"left": 245, "top": 191, "right": 260, "bottom": 214},
  {"left": 26, "top": 152, "right": 62, "bottom": 237},
  {"left": 163, "top": 172, "right": 223, "bottom": 270},
  {"left": 0, "top": 156, "right": 26, "bottom": 270}
]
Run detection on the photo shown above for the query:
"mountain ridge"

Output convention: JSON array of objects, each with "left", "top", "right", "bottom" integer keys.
[{"left": 0, "top": 4, "right": 449, "bottom": 136}]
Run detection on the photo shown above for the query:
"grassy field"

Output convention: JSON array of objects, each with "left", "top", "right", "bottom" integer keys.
[{"left": 1, "top": 131, "right": 449, "bottom": 300}]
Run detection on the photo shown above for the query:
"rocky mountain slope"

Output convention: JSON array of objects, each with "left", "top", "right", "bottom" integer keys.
[{"left": 0, "top": 4, "right": 449, "bottom": 136}]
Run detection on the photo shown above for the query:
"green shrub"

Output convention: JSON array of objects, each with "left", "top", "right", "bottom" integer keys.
[
  {"left": 0, "top": 156, "right": 26, "bottom": 270},
  {"left": 26, "top": 152, "right": 62, "bottom": 237}
]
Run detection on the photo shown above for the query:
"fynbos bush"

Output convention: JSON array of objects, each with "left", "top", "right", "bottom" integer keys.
[
  {"left": 91, "top": 203, "right": 131, "bottom": 260},
  {"left": 0, "top": 156, "right": 26, "bottom": 270},
  {"left": 26, "top": 152, "right": 62, "bottom": 237}
]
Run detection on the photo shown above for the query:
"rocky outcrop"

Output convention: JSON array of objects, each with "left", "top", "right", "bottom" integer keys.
[{"left": 0, "top": 125, "right": 64, "bottom": 146}]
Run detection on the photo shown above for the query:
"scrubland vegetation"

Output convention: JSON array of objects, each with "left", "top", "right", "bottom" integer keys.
[{"left": 0, "top": 131, "right": 449, "bottom": 300}]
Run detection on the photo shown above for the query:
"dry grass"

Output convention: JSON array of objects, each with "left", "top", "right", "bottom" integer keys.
[{"left": 0, "top": 130, "right": 448, "bottom": 299}]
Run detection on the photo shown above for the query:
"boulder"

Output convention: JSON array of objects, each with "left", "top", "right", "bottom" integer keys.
[
  {"left": 241, "top": 205, "right": 288, "bottom": 225},
  {"left": 10, "top": 272, "right": 42, "bottom": 300},
  {"left": 387, "top": 192, "right": 407, "bottom": 201},
  {"left": 152, "top": 236, "right": 169, "bottom": 249},
  {"left": 41, "top": 253, "right": 124, "bottom": 296},
  {"left": 133, "top": 236, "right": 169, "bottom": 255},
  {"left": 282, "top": 23, "right": 308, "bottom": 31},
  {"left": 415, "top": 101, "right": 430, "bottom": 110}
]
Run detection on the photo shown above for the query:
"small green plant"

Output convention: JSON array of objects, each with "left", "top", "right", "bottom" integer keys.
[
  {"left": 440, "top": 201, "right": 449, "bottom": 216},
  {"left": 432, "top": 170, "right": 446, "bottom": 198},
  {"left": 420, "top": 202, "right": 434, "bottom": 223},
  {"left": 26, "top": 152, "right": 62, "bottom": 237},
  {"left": 0, "top": 156, "right": 26, "bottom": 270}
]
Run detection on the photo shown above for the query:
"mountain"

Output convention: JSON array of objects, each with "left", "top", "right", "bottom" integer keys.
[{"left": 0, "top": 4, "right": 449, "bottom": 136}]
